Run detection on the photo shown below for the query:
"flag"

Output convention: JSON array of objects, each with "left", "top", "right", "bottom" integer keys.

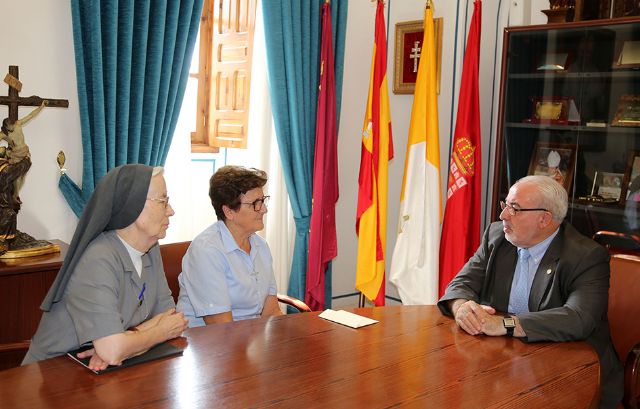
[
  {"left": 355, "top": 0, "right": 394, "bottom": 307},
  {"left": 305, "top": 1, "right": 339, "bottom": 311},
  {"left": 389, "top": 1, "right": 441, "bottom": 305},
  {"left": 439, "top": 0, "right": 482, "bottom": 296}
]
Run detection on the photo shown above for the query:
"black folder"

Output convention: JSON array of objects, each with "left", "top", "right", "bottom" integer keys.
[{"left": 67, "top": 341, "right": 182, "bottom": 374}]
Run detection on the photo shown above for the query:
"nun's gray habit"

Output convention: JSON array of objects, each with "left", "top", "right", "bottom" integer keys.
[{"left": 41, "top": 164, "right": 153, "bottom": 311}]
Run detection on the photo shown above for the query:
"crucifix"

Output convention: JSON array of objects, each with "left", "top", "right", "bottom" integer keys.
[
  {"left": 0, "top": 65, "right": 68, "bottom": 258},
  {"left": 410, "top": 41, "right": 422, "bottom": 73},
  {"left": 0, "top": 65, "right": 68, "bottom": 124}
]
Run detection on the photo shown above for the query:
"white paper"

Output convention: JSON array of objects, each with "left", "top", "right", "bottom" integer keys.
[{"left": 318, "top": 309, "right": 379, "bottom": 328}]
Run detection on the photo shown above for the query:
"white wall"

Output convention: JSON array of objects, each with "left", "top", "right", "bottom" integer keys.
[
  {"left": 0, "top": 1, "right": 81, "bottom": 244},
  {"left": 1, "top": 0, "right": 549, "bottom": 305}
]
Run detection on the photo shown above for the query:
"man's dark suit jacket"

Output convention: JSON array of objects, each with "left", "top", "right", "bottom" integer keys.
[{"left": 438, "top": 221, "right": 623, "bottom": 408}]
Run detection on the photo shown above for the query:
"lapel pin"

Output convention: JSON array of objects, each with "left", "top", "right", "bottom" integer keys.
[{"left": 546, "top": 269, "right": 552, "bottom": 275}]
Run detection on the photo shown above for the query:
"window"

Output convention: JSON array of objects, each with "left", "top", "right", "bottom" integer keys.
[{"left": 191, "top": 0, "right": 258, "bottom": 153}]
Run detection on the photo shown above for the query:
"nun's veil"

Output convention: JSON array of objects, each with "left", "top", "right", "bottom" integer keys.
[{"left": 41, "top": 164, "right": 153, "bottom": 311}]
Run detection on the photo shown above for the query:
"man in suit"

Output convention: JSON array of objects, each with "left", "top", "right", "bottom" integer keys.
[{"left": 438, "top": 175, "right": 623, "bottom": 409}]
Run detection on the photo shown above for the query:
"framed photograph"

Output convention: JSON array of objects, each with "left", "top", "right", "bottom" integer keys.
[
  {"left": 528, "top": 142, "right": 577, "bottom": 191},
  {"left": 392, "top": 18, "right": 443, "bottom": 95},
  {"left": 621, "top": 150, "right": 640, "bottom": 204},
  {"left": 596, "top": 172, "right": 625, "bottom": 201},
  {"left": 612, "top": 95, "right": 640, "bottom": 127}
]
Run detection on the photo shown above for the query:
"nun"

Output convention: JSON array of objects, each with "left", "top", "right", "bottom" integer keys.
[{"left": 23, "top": 164, "right": 188, "bottom": 371}]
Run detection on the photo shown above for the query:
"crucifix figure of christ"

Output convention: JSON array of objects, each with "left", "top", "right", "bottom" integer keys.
[{"left": 0, "top": 65, "right": 68, "bottom": 258}]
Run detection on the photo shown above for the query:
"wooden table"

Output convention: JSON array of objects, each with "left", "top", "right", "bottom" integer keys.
[{"left": 0, "top": 306, "right": 600, "bottom": 408}]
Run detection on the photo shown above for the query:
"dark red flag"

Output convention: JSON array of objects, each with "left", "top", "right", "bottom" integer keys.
[
  {"left": 439, "top": 0, "right": 482, "bottom": 296},
  {"left": 305, "top": 1, "right": 339, "bottom": 311}
]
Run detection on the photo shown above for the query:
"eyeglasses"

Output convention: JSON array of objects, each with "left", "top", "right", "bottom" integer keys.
[
  {"left": 240, "top": 195, "right": 270, "bottom": 212},
  {"left": 147, "top": 196, "right": 170, "bottom": 209},
  {"left": 500, "top": 201, "right": 548, "bottom": 217}
]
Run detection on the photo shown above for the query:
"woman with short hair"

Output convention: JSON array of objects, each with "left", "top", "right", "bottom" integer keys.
[{"left": 176, "top": 165, "right": 282, "bottom": 325}]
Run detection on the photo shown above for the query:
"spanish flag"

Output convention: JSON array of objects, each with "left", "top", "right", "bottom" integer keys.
[
  {"left": 355, "top": 0, "right": 394, "bottom": 306},
  {"left": 389, "top": 1, "right": 441, "bottom": 305}
]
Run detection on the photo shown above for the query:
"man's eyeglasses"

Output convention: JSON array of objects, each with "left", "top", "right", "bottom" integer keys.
[
  {"left": 147, "top": 196, "right": 170, "bottom": 209},
  {"left": 241, "top": 195, "right": 270, "bottom": 212},
  {"left": 500, "top": 201, "right": 548, "bottom": 217}
]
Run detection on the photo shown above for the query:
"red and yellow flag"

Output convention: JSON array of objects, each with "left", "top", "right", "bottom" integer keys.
[
  {"left": 305, "top": 1, "right": 339, "bottom": 311},
  {"left": 355, "top": 0, "right": 394, "bottom": 306},
  {"left": 439, "top": 0, "right": 482, "bottom": 296}
]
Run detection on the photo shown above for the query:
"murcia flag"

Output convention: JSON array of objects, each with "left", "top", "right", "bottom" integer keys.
[
  {"left": 389, "top": 1, "right": 441, "bottom": 305},
  {"left": 305, "top": 1, "right": 339, "bottom": 311},
  {"left": 439, "top": 0, "right": 482, "bottom": 296},
  {"left": 355, "top": 0, "right": 394, "bottom": 306}
]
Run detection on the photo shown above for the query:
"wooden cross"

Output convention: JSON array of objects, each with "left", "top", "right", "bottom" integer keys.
[{"left": 0, "top": 65, "right": 68, "bottom": 124}]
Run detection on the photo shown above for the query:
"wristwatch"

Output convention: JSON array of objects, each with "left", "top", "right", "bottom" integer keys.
[{"left": 503, "top": 316, "right": 516, "bottom": 337}]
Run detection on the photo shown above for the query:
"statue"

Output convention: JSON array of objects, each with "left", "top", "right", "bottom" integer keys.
[
  {"left": 0, "top": 65, "right": 69, "bottom": 259},
  {"left": 0, "top": 101, "right": 47, "bottom": 255}
]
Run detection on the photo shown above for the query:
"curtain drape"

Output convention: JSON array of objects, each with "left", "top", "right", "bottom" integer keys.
[
  {"left": 262, "top": 0, "right": 347, "bottom": 308},
  {"left": 61, "top": 0, "right": 203, "bottom": 217}
]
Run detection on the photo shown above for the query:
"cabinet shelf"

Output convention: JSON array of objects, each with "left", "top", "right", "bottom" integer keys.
[
  {"left": 493, "top": 19, "right": 640, "bottom": 255},
  {"left": 509, "top": 70, "right": 640, "bottom": 80},
  {"left": 505, "top": 122, "right": 640, "bottom": 135},
  {"left": 571, "top": 202, "right": 625, "bottom": 215}
]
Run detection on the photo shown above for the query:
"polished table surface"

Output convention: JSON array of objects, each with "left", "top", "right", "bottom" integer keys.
[{"left": 0, "top": 306, "right": 599, "bottom": 408}]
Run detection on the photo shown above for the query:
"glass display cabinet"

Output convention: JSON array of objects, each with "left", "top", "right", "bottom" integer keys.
[{"left": 492, "top": 17, "right": 640, "bottom": 253}]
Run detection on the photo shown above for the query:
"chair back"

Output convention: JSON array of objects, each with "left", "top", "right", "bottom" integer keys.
[
  {"left": 159, "top": 241, "right": 191, "bottom": 302},
  {"left": 608, "top": 254, "right": 640, "bottom": 362},
  {"left": 158, "top": 240, "right": 311, "bottom": 313},
  {"left": 609, "top": 254, "right": 640, "bottom": 408}
]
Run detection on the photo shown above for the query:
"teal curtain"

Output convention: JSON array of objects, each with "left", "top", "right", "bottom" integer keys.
[
  {"left": 61, "top": 0, "right": 203, "bottom": 216},
  {"left": 262, "top": 0, "right": 347, "bottom": 308}
]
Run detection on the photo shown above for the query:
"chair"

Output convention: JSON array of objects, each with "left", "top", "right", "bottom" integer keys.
[
  {"left": 0, "top": 341, "right": 30, "bottom": 371},
  {"left": 593, "top": 230, "right": 640, "bottom": 255},
  {"left": 158, "top": 241, "right": 310, "bottom": 312},
  {"left": 158, "top": 241, "right": 190, "bottom": 302},
  {"left": 276, "top": 293, "right": 311, "bottom": 312},
  {"left": 608, "top": 254, "right": 640, "bottom": 408}
]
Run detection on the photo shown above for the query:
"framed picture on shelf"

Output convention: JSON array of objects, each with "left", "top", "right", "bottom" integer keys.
[
  {"left": 612, "top": 40, "right": 640, "bottom": 69},
  {"left": 528, "top": 142, "right": 577, "bottom": 191},
  {"left": 523, "top": 97, "right": 580, "bottom": 125},
  {"left": 612, "top": 95, "right": 640, "bottom": 126},
  {"left": 621, "top": 150, "right": 640, "bottom": 205},
  {"left": 392, "top": 18, "right": 443, "bottom": 95},
  {"left": 596, "top": 172, "right": 625, "bottom": 202}
]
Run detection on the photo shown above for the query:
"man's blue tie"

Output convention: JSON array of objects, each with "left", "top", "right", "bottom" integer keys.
[{"left": 509, "top": 248, "right": 531, "bottom": 315}]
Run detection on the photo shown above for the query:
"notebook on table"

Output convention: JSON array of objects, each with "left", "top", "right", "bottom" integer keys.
[{"left": 67, "top": 341, "right": 182, "bottom": 374}]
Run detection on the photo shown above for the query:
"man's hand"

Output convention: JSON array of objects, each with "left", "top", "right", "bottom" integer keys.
[
  {"left": 452, "top": 300, "right": 497, "bottom": 335},
  {"left": 478, "top": 314, "right": 508, "bottom": 336}
]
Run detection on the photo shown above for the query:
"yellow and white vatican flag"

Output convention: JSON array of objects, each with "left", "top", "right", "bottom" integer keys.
[{"left": 389, "top": 1, "right": 441, "bottom": 305}]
